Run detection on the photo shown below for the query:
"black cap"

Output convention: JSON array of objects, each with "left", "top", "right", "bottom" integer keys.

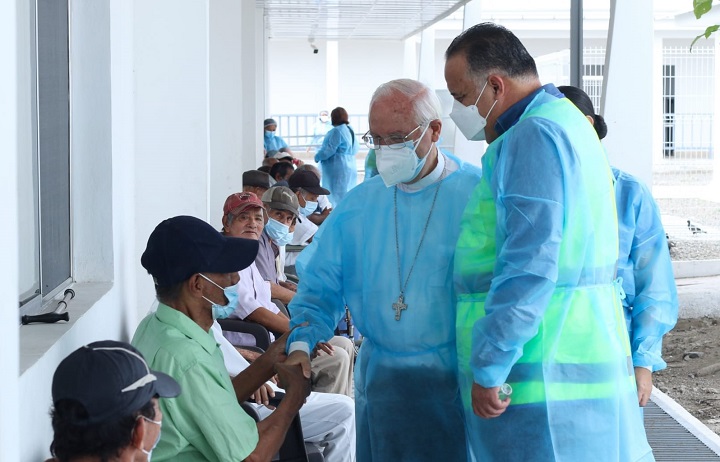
[
  {"left": 141, "top": 215, "right": 259, "bottom": 286},
  {"left": 288, "top": 169, "right": 330, "bottom": 195},
  {"left": 52, "top": 340, "right": 181, "bottom": 425},
  {"left": 242, "top": 170, "right": 275, "bottom": 189}
]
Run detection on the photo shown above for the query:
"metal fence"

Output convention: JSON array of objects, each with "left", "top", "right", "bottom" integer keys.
[{"left": 269, "top": 113, "right": 369, "bottom": 151}]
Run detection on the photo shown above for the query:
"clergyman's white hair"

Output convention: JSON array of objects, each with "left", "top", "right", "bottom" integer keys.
[{"left": 369, "top": 79, "right": 442, "bottom": 126}]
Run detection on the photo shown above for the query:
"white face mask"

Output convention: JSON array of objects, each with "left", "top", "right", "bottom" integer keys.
[
  {"left": 376, "top": 124, "right": 432, "bottom": 187},
  {"left": 138, "top": 415, "right": 162, "bottom": 461},
  {"left": 449, "top": 81, "right": 498, "bottom": 141}
]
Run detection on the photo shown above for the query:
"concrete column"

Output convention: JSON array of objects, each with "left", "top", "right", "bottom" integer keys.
[
  {"left": 110, "top": 0, "right": 138, "bottom": 331},
  {"left": 601, "top": 0, "right": 654, "bottom": 186},
  {"left": 241, "top": 2, "right": 264, "bottom": 163},
  {"left": 403, "top": 36, "right": 418, "bottom": 79},
  {"left": 712, "top": 33, "right": 720, "bottom": 193},
  {"left": 451, "top": 0, "right": 485, "bottom": 166},
  {"left": 463, "top": 0, "right": 483, "bottom": 29},
  {"left": 326, "top": 40, "right": 339, "bottom": 109},
  {"left": 0, "top": 0, "right": 21, "bottom": 458},
  {"left": 418, "top": 27, "right": 435, "bottom": 89},
  {"left": 209, "top": 0, "right": 245, "bottom": 224}
]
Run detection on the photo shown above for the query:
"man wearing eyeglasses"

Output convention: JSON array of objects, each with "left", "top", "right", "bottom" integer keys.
[{"left": 283, "top": 78, "right": 482, "bottom": 461}]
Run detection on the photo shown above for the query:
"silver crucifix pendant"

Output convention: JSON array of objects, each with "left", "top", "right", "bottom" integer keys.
[{"left": 392, "top": 294, "right": 407, "bottom": 321}]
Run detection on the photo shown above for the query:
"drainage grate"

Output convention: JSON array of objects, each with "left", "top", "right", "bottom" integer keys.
[{"left": 645, "top": 400, "right": 720, "bottom": 461}]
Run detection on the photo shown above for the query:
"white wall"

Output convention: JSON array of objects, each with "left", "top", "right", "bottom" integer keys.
[
  {"left": 8, "top": 0, "right": 258, "bottom": 458},
  {"left": 0, "top": 0, "right": 20, "bottom": 458},
  {"left": 268, "top": 39, "right": 406, "bottom": 117},
  {"left": 602, "top": 0, "right": 654, "bottom": 185},
  {"left": 268, "top": 39, "right": 328, "bottom": 114}
]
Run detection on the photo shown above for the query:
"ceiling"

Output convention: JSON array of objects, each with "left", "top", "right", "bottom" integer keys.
[{"left": 256, "top": 0, "right": 471, "bottom": 41}]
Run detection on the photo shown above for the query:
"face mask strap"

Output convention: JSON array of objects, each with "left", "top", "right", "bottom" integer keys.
[
  {"left": 474, "top": 80, "right": 489, "bottom": 106},
  {"left": 485, "top": 99, "right": 499, "bottom": 119}
]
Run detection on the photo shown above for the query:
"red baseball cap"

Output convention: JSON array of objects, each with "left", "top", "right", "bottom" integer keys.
[{"left": 223, "top": 192, "right": 266, "bottom": 216}]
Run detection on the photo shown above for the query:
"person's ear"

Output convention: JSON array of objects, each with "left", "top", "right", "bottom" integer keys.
[
  {"left": 187, "top": 274, "right": 205, "bottom": 298},
  {"left": 131, "top": 417, "right": 147, "bottom": 452},
  {"left": 221, "top": 214, "right": 229, "bottom": 232},
  {"left": 429, "top": 119, "right": 443, "bottom": 143},
  {"left": 486, "top": 74, "right": 505, "bottom": 98},
  {"left": 585, "top": 114, "right": 595, "bottom": 126}
]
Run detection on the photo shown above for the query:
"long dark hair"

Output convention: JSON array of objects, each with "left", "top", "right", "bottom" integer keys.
[
  {"left": 331, "top": 107, "right": 349, "bottom": 126},
  {"left": 558, "top": 85, "right": 608, "bottom": 140}
]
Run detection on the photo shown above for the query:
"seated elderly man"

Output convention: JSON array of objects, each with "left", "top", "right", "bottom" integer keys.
[
  {"left": 221, "top": 192, "right": 354, "bottom": 398},
  {"left": 243, "top": 169, "right": 275, "bottom": 200},
  {"left": 210, "top": 321, "right": 355, "bottom": 462},
  {"left": 287, "top": 169, "right": 330, "bottom": 246},
  {"left": 295, "top": 164, "right": 332, "bottom": 226},
  {"left": 47, "top": 340, "right": 180, "bottom": 462},
  {"left": 132, "top": 215, "right": 311, "bottom": 461},
  {"left": 269, "top": 161, "right": 295, "bottom": 187}
]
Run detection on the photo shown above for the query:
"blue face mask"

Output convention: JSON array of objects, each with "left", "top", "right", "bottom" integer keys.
[
  {"left": 265, "top": 218, "right": 294, "bottom": 246},
  {"left": 299, "top": 194, "right": 318, "bottom": 217},
  {"left": 199, "top": 274, "right": 239, "bottom": 319},
  {"left": 264, "top": 130, "right": 274, "bottom": 137}
]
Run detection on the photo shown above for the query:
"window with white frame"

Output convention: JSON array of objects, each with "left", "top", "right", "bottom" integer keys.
[{"left": 19, "top": 0, "right": 72, "bottom": 317}]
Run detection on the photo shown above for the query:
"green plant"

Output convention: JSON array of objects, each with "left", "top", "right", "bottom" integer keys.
[{"left": 691, "top": 0, "right": 720, "bottom": 49}]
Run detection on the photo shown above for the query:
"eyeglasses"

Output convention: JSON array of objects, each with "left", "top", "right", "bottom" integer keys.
[{"left": 362, "top": 124, "right": 425, "bottom": 150}]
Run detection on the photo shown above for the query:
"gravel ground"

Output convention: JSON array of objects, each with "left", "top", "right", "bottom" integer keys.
[
  {"left": 657, "top": 197, "right": 720, "bottom": 260},
  {"left": 645, "top": 194, "right": 720, "bottom": 433}
]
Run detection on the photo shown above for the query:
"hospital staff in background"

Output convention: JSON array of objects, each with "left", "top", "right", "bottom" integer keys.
[
  {"left": 285, "top": 78, "right": 482, "bottom": 461},
  {"left": 446, "top": 23, "right": 654, "bottom": 461},
  {"left": 313, "top": 107, "right": 359, "bottom": 207},
  {"left": 263, "top": 118, "right": 294, "bottom": 156},
  {"left": 559, "top": 84, "right": 679, "bottom": 407}
]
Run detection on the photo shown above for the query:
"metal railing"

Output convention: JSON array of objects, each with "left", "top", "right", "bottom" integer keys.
[{"left": 269, "top": 113, "right": 369, "bottom": 151}]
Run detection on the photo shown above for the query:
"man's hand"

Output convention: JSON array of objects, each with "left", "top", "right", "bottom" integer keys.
[
  {"left": 283, "top": 350, "right": 312, "bottom": 380},
  {"left": 275, "top": 360, "right": 311, "bottom": 400},
  {"left": 250, "top": 383, "right": 276, "bottom": 409},
  {"left": 279, "top": 280, "right": 297, "bottom": 292},
  {"left": 635, "top": 367, "right": 653, "bottom": 407},
  {"left": 315, "top": 341, "right": 334, "bottom": 356},
  {"left": 471, "top": 382, "right": 510, "bottom": 418},
  {"left": 264, "top": 331, "right": 290, "bottom": 366}
]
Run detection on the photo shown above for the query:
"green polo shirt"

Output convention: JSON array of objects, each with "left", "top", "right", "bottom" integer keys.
[{"left": 131, "top": 302, "right": 259, "bottom": 461}]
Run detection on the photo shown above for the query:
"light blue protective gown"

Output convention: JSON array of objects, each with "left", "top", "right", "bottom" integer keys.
[
  {"left": 455, "top": 89, "right": 654, "bottom": 462},
  {"left": 264, "top": 131, "right": 289, "bottom": 153},
  {"left": 288, "top": 155, "right": 482, "bottom": 462},
  {"left": 613, "top": 167, "right": 678, "bottom": 371},
  {"left": 314, "top": 124, "right": 359, "bottom": 207}
]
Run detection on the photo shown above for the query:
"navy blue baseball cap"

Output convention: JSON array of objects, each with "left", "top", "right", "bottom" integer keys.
[
  {"left": 141, "top": 215, "right": 259, "bottom": 286},
  {"left": 52, "top": 340, "right": 181, "bottom": 425}
]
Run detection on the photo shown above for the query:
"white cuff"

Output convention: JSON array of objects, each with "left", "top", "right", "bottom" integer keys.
[{"left": 289, "top": 341, "right": 310, "bottom": 355}]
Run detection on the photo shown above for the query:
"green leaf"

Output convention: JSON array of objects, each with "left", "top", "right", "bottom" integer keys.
[
  {"left": 694, "top": 0, "right": 714, "bottom": 19},
  {"left": 690, "top": 24, "right": 720, "bottom": 50}
]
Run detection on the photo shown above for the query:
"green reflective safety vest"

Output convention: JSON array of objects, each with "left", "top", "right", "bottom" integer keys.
[{"left": 455, "top": 91, "right": 653, "bottom": 461}]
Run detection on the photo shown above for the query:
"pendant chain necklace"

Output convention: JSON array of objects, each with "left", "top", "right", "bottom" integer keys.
[{"left": 392, "top": 180, "right": 442, "bottom": 321}]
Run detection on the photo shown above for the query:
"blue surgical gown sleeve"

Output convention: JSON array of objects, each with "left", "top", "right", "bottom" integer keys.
[
  {"left": 314, "top": 128, "right": 342, "bottom": 162},
  {"left": 615, "top": 170, "right": 678, "bottom": 371},
  {"left": 472, "top": 120, "right": 566, "bottom": 387},
  {"left": 286, "top": 206, "right": 346, "bottom": 349}
]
